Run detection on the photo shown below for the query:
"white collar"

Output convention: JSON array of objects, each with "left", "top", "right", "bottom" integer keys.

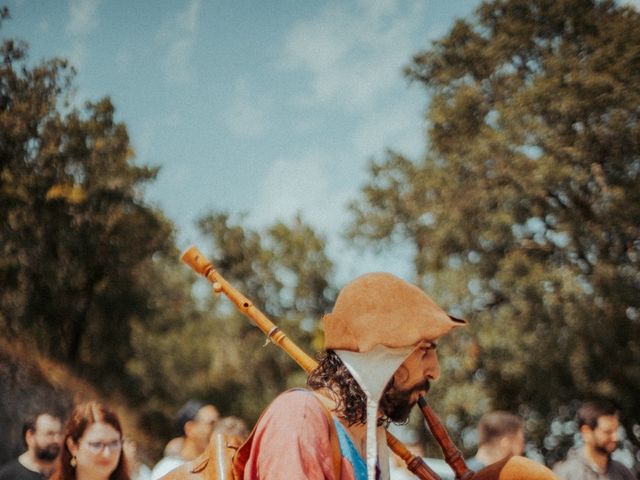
[{"left": 336, "top": 345, "right": 416, "bottom": 480}]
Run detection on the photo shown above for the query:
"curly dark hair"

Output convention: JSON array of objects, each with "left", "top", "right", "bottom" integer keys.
[
  {"left": 308, "top": 350, "right": 367, "bottom": 425},
  {"left": 308, "top": 350, "right": 401, "bottom": 427}
]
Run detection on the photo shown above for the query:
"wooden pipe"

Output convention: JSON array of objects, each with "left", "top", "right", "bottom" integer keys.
[{"left": 418, "top": 396, "right": 473, "bottom": 480}]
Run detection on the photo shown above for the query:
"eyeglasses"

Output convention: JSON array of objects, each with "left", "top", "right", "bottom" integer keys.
[{"left": 83, "top": 439, "right": 122, "bottom": 454}]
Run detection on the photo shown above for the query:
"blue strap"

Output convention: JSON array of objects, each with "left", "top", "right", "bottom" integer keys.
[{"left": 332, "top": 418, "right": 368, "bottom": 480}]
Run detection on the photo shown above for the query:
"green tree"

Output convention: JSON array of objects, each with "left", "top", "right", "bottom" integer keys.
[
  {"left": 347, "top": 0, "right": 640, "bottom": 463},
  {"left": 0, "top": 22, "right": 176, "bottom": 391},
  {"left": 195, "top": 212, "right": 336, "bottom": 421},
  {"left": 129, "top": 212, "right": 336, "bottom": 437},
  {"left": 124, "top": 253, "right": 211, "bottom": 452}
]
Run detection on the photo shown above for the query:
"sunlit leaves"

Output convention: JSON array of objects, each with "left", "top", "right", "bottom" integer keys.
[{"left": 349, "top": 0, "right": 640, "bottom": 460}]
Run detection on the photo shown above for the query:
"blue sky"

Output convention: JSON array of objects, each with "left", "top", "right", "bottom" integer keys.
[{"left": 7, "top": 0, "right": 636, "bottom": 281}]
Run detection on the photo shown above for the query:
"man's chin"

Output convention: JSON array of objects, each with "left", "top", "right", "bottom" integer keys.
[
  {"left": 605, "top": 443, "right": 618, "bottom": 455},
  {"left": 35, "top": 449, "right": 60, "bottom": 462},
  {"left": 595, "top": 444, "right": 618, "bottom": 456},
  {"left": 389, "top": 411, "right": 412, "bottom": 424},
  {"left": 386, "top": 401, "right": 416, "bottom": 424}
]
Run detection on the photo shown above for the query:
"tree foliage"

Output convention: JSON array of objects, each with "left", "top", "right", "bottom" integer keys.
[
  {"left": 0, "top": 19, "right": 339, "bottom": 452},
  {"left": 0, "top": 12, "right": 343, "bottom": 460},
  {"left": 347, "top": 0, "right": 640, "bottom": 463},
  {"left": 0, "top": 25, "right": 176, "bottom": 390},
  {"left": 124, "top": 214, "right": 336, "bottom": 454},
  {"left": 124, "top": 212, "right": 337, "bottom": 440},
  {"left": 194, "top": 212, "right": 336, "bottom": 420}
]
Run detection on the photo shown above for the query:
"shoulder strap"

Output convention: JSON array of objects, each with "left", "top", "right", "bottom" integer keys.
[{"left": 231, "top": 389, "right": 342, "bottom": 480}]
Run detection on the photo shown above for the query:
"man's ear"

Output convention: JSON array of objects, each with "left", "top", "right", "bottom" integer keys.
[
  {"left": 25, "top": 429, "right": 35, "bottom": 449},
  {"left": 183, "top": 420, "right": 195, "bottom": 438},
  {"left": 579, "top": 425, "right": 594, "bottom": 442}
]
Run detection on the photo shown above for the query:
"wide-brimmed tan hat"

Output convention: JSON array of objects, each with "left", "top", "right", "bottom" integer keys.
[{"left": 323, "top": 272, "right": 466, "bottom": 352}]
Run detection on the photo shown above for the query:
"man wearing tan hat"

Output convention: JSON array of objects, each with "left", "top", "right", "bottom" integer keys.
[
  {"left": 238, "top": 272, "right": 465, "bottom": 480},
  {"left": 160, "top": 270, "right": 559, "bottom": 480}
]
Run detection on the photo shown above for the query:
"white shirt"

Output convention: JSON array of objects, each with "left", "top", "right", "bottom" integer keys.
[{"left": 150, "top": 456, "right": 184, "bottom": 480}]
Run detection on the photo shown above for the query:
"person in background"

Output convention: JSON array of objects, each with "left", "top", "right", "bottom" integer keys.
[
  {"left": 553, "top": 400, "right": 635, "bottom": 480},
  {"left": 161, "top": 439, "right": 183, "bottom": 460},
  {"left": 212, "top": 417, "right": 249, "bottom": 442},
  {"left": 50, "top": 401, "right": 129, "bottom": 480},
  {"left": 0, "top": 411, "right": 63, "bottom": 480},
  {"left": 150, "top": 401, "right": 219, "bottom": 480},
  {"left": 466, "top": 411, "right": 525, "bottom": 471}
]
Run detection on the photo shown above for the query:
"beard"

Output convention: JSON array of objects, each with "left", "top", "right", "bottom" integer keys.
[
  {"left": 35, "top": 443, "right": 60, "bottom": 462},
  {"left": 594, "top": 439, "right": 618, "bottom": 456},
  {"left": 379, "top": 379, "right": 431, "bottom": 424}
]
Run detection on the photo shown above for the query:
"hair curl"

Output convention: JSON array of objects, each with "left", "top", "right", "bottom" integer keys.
[
  {"left": 308, "top": 350, "right": 396, "bottom": 427},
  {"left": 308, "top": 350, "right": 367, "bottom": 425}
]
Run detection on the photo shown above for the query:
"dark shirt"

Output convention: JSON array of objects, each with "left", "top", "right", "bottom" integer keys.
[
  {"left": 553, "top": 448, "right": 635, "bottom": 480},
  {"left": 0, "top": 460, "right": 44, "bottom": 480}
]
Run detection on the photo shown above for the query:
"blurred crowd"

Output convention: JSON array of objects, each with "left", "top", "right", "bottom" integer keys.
[
  {"left": 390, "top": 402, "right": 637, "bottom": 480},
  {"left": 0, "top": 398, "right": 636, "bottom": 480},
  {"left": 0, "top": 401, "right": 248, "bottom": 480}
]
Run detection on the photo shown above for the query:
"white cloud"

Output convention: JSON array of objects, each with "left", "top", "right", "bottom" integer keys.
[
  {"left": 618, "top": 0, "right": 640, "bottom": 10},
  {"left": 66, "top": 42, "right": 88, "bottom": 71},
  {"left": 280, "top": 0, "right": 428, "bottom": 110},
  {"left": 248, "top": 148, "right": 416, "bottom": 283},
  {"left": 157, "top": 0, "right": 202, "bottom": 84},
  {"left": 352, "top": 99, "right": 425, "bottom": 159},
  {"left": 114, "top": 47, "right": 132, "bottom": 73},
  {"left": 66, "top": 0, "right": 100, "bottom": 36},
  {"left": 64, "top": 0, "right": 100, "bottom": 71},
  {"left": 249, "top": 151, "right": 350, "bottom": 233},
  {"left": 223, "top": 79, "right": 269, "bottom": 138}
]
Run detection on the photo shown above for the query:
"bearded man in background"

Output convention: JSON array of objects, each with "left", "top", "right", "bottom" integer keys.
[
  {"left": 0, "top": 411, "right": 63, "bottom": 480},
  {"left": 553, "top": 400, "right": 635, "bottom": 480}
]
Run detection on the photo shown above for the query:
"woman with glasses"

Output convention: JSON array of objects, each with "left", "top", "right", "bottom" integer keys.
[{"left": 52, "top": 402, "right": 130, "bottom": 480}]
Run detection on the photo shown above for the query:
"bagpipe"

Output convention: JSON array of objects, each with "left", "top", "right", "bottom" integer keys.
[{"left": 175, "top": 246, "right": 558, "bottom": 480}]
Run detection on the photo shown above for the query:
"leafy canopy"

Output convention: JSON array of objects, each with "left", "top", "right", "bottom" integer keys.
[
  {"left": 0, "top": 18, "right": 175, "bottom": 391},
  {"left": 347, "top": 0, "right": 640, "bottom": 462}
]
